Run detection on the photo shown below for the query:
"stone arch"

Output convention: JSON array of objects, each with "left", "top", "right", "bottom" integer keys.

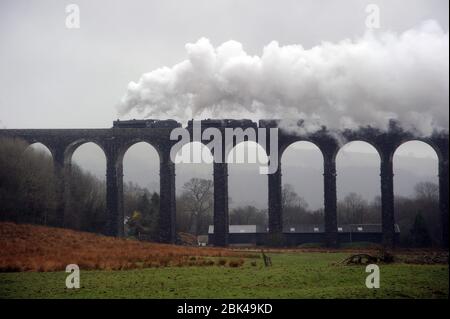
[
  {"left": 121, "top": 140, "right": 160, "bottom": 187},
  {"left": 226, "top": 140, "right": 269, "bottom": 166},
  {"left": 65, "top": 141, "right": 107, "bottom": 232},
  {"left": 393, "top": 139, "right": 441, "bottom": 246},
  {"left": 8, "top": 137, "right": 55, "bottom": 160},
  {"left": 117, "top": 139, "right": 160, "bottom": 168},
  {"left": 1, "top": 139, "right": 57, "bottom": 226},
  {"left": 24, "top": 142, "right": 54, "bottom": 160},
  {"left": 335, "top": 140, "right": 382, "bottom": 226},
  {"left": 336, "top": 140, "right": 381, "bottom": 161},
  {"left": 120, "top": 141, "right": 161, "bottom": 238},
  {"left": 64, "top": 139, "right": 107, "bottom": 166},
  {"left": 174, "top": 141, "right": 214, "bottom": 165},
  {"left": 394, "top": 139, "right": 442, "bottom": 163},
  {"left": 334, "top": 139, "right": 382, "bottom": 163},
  {"left": 226, "top": 140, "right": 269, "bottom": 233},
  {"left": 110, "top": 138, "right": 177, "bottom": 242},
  {"left": 279, "top": 139, "right": 323, "bottom": 160},
  {"left": 175, "top": 141, "right": 214, "bottom": 236},
  {"left": 281, "top": 141, "right": 325, "bottom": 221}
]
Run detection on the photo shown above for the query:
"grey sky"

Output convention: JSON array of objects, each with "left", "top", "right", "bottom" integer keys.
[{"left": 0, "top": 0, "right": 448, "bottom": 129}]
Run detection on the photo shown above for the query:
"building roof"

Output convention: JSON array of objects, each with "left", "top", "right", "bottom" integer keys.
[
  {"left": 283, "top": 224, "right": 400, "bottom": 233},
  {"left": 208, "top": 224, "right": 400, "bottom": 234},
  {"left": 208, "top": 225, "right": 266, "bottom": 234}
]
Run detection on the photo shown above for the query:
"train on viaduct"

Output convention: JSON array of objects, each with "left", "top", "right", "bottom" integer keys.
[{"left": 0, "top": 119, "right": 448, "bottom": 248}]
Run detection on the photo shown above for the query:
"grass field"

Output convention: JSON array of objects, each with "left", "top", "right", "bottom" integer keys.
[
  {"left": 0, "top": 222, "right": 448, "bottom": 299},
  {"left": 1, "top": 252, "right": 448, "bottom": 298}
]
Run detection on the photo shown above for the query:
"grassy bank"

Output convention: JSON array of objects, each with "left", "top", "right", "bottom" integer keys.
[
  {"left": 1, "top": 252, "right": 447, "bottom": 298},
  {"left": 0, "top": 222, "right": 254, "bottom": 272}
]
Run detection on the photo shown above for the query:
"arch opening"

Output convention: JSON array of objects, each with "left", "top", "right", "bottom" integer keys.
[
  {"left": 25, "top": 142, "right": 53, "bottom": 159},
  {"left": 393, "top": 140, "right": 440, "bottom": 247},
  {"left": 281, "top": 141, "right": 324, "bottom": 231},
  {"left": 65, "top": 140, "right": 106, "bottom": 165},
  {"left": 336, "top": 141, "right": 381, "bottom": 227},
  {"left": 69, "top": 142, "right": 107, "bottom": 233},
  {"left": 0, "top": 141, "right": 56, "bottom": 225},
  {"left": 175, "top": 142, "right": 214, "bottom": 238},
  {"left": 122, "top": 142, "right": 160, "bottom": 240},
  {"left": 227, "top": 141, "right": 269, "bottom": 238}
]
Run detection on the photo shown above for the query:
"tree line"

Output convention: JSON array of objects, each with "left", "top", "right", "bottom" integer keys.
[{"left": 0, "top": 137, "right": 441, "bottom": 246}]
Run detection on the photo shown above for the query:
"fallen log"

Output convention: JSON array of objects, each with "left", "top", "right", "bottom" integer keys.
[
  {"left": 339, "top": 254, "right": 380, "bottom": 265},
  {"left": 339, "top": 249, "right": 394, "bottom": 265}
]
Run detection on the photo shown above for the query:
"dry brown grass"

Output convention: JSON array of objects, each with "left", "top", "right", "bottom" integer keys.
[{"left": 0, "top": 222, "right": 255, "bottom": 272}]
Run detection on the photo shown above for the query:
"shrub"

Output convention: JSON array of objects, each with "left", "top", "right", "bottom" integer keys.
[
  {"left": 217, "top": 258, "right": 227, "bottom": 266},
  {"left": 228, "top": 259, "right": 244, "bottom": 268}
]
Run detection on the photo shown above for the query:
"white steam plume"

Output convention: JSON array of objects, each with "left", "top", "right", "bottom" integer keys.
[{"left": 119, "top": 21, "right": 449, "bottom": 136}]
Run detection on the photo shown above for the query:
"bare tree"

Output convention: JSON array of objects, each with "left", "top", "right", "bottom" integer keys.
[
  {"left": 414, "top": 182, "right": 439, "bottom": 202},
  {"left": 229, "top": 206, "right": 267, "bottom": 226},
  {"left": 338, "top": 192, "right": 368, "bottom": 224},
  {"left": 179, "top": 178, "right": 213, "bottom": 235},
  {"left": 282, "top": 184, "right": 308, "bottom": 209},
  {"left": 282, "top": 184, "right": 314, "bottom": 226}
]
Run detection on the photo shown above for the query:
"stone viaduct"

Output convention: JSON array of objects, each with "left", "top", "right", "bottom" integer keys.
[{"left": 0, "top": 119, "right": 448, "bottom": 248}]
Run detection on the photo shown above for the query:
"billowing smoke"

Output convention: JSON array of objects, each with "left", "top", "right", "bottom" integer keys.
[{"left": 119, "top": 20, "right": 449, "bottom": 136}]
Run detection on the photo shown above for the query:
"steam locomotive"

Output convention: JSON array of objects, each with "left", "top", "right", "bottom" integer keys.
[
  {"left": 187, "top": 119, "right": 257, "bottom": 128},
  {"left": 113, "top": 119, "right": 180, "bottom": 128}
]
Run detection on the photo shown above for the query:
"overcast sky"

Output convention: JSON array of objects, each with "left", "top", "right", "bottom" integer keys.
[{"left": 0, "top": 0, "right": 448, "bottom": 129}]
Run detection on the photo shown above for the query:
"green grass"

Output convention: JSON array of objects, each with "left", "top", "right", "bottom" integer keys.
[{"left": 0, "top": 252, "right": 447, "bottom": 299}]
